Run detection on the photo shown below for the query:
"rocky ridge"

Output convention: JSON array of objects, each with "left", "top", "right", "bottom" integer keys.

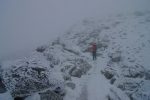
[{"left": 0, "top": 11, "right": 150, "bottom": 100}]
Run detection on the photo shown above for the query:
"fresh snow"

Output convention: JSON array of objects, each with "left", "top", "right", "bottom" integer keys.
[
  {"left": 87, "top": 60, "right": 111, "bottom": 100},
  {"left": 1, "top": 11, "right": 150, "bottom": 100}
]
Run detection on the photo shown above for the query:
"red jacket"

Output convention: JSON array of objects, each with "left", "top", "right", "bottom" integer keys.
[{"left": 92, "top": 44, "right": 97, "bottom": 52}]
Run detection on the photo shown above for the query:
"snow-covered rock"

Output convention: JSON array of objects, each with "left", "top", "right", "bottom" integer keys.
[
  {"left": 121, "top": 64, "right": 145, "bottom": 78},
  {"left": 2, "top": 53, "right": 65, "bottom": 98}
]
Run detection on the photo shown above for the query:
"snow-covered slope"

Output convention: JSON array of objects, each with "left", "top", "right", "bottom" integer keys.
[
  {"left": 63, "top": 11, "right": 150, "bottom": 100},
  {"left": 0, "top": 11, "right": 150, "bottom": 100}
]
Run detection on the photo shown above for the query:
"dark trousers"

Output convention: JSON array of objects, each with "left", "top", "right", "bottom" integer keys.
[{"left": 93, "top": 51, "right": 96, "bottom": 60}]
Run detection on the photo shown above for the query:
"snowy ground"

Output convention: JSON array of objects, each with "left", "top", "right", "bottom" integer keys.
[
  {"left": 0, "top": 11, "right": 150, "bottom": 100},
  {"left": 87, "top": 59, "right": 111, "bottom": 100},
  {"left": 64, "top": 54, "right": 129, "bottom": 100},
  {"left": 63, "top": 11, "right": 150, "bottom": 100}
]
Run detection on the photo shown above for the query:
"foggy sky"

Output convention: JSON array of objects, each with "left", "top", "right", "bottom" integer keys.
[{"left": 0, "top": 0, "right": 150, "bottom": 61}]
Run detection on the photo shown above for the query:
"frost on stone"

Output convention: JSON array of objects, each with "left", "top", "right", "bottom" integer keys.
[{"left": 2, "top": 57, "right": 65, "bottom": 98}]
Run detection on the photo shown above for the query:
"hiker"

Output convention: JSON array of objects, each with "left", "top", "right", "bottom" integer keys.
[{"left": 91, "top": 43, "right": 97, "bottom": 60}]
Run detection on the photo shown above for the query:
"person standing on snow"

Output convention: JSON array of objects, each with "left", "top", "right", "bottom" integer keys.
[{"left": 91, "top": 43, "right": 97, "bottom": 60}]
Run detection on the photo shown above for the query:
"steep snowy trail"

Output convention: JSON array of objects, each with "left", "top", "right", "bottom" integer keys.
[{"left": 87, "top": 57, "right": 111, "bottom": 100}]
